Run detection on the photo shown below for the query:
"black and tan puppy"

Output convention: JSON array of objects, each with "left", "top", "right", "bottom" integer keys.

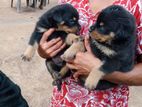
[
  {"left": 85, "top": 5, "right": 136, "bottom": 90},
  {"left": 62, "top": 5, "right": 137, "bottom": 90},
  {"left": 22, "top": 4, "right": 82, "bottom": 90}
]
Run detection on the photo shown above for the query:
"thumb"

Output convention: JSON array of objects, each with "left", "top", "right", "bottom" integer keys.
[{"left": 84, "top": 35, "right": 91, "bottom": 52}]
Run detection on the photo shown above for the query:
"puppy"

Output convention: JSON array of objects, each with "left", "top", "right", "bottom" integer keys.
[
  {"left": 85, "top": 5, "right": 136, "bottom": 90},
  {"left": 22, "top": 4, "right": 81, "bottom": 90},
  {"left": 62, "top": 5, "right": 136, "bottom": 90}
]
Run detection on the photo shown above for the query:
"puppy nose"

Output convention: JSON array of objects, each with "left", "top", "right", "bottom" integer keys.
[{"left": 89, "top": 26, "right": 95, "bottom": 32}]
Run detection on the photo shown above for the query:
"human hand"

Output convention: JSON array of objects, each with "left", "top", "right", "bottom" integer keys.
[
  {"left": 66, "top": 35, "right": 102, "bottom": 80},
  {"left": 37, "top": 28, "right": 66, "bottom": 59}
]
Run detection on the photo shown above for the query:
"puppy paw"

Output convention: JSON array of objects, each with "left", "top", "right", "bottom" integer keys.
[
  {"left": 85, "top": 76, "right": 98, "bottom": 90},
  {"left": 84, "top": 69, "right": 104, "bottom": 90},
  {"left": 21, "top": 46, "right": 35, "bottom": 61},
  {"left": 52, "top": 73, "right": 63, "bottom": 91},
  {"left": 52, "top": 72, "right": 62, "bottom": 81},
  {"left": 21, "top": 54, "right": 32, "bottom": 61},
  {"left": 61, "top": 51, "right": 76, "bottom": 61}
]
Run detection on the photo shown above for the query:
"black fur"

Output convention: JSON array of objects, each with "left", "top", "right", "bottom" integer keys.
[
  {"left": 28, "top": 4, "right": 80, "bottom": 90},
  {"left": 89, "top": 5, "right": 136, "bottom": 90},
  {"left": 29, "top": 4, "right": 80, "bottom": 45}
]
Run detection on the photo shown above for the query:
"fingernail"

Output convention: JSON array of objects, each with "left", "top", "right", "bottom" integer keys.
[
  {"left": 51, "top": 39, "right": 56, "bottom": 42},
  {"left": 56, "top": 37, "right": 61, "bottom": 40}
]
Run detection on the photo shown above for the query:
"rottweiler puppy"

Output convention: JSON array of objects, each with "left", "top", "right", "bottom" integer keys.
[
  {"left": 62, "top": 5, "right": 136, "bottom": 90},
  {"left": 22, "top": 4, "right": 82, "bottom": 90},
  {"left": 86, "top": 5, "right": 136, "bottom": 90}
]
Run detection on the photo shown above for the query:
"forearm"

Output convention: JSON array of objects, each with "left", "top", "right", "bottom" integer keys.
[{"left": 103, "top": 63, "right": 142, "bottom": 86}]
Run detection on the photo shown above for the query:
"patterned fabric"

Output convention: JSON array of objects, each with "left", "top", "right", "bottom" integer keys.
[
  {"left": 51, "top": 77, "right": 129, "bottom": 107},
  {"left": 50, "top": 0, "right": 142, "bottom": 107}
]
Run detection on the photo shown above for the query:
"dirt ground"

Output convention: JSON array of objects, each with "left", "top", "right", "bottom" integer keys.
[{"left": 0, "top": 0, "right": 142, "bottom": 107}]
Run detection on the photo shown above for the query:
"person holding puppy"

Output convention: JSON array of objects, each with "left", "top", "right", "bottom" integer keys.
[{"left": 38, "top": 0, "right": 142, "bottom": 106}]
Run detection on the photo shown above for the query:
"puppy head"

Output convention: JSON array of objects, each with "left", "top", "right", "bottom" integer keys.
[
  {"left": 89, "top": 5, "right": 136, "bottom": 44},
  {"left": 49, "top": 4, "right": 80, "bottom": 34}
]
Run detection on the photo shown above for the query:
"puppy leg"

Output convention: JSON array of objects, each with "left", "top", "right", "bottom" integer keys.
[
  {"left": 22, "top": 27, "right": 44, "bottom": 61},
  {"left": 61, "top": 41, "right": 85, "bottom": 61},
  {"left": 22, "top": 43, "right": 37, "bottom": 61},
  {"left": 85, "top": 67, "right": 105, "bottom": 90},
  {"left": 59, "top": 65, "right": 69, "bottom": 77},
  {"left": 61, "top": 34, "right": 85, "bottom": 61},
  {"left": 46, "top": 60, "right": 63, "bottom": 91}
]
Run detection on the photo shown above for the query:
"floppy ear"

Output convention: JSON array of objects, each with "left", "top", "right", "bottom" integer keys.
[
  {"left": 48, "top": 12, "right": 63, "bottom": 27},
  {"left": 115, "top": 25, "right": 130, "bottom": 42},
  {"left": 53, "top": 12, "right": 63, "bottom": 23}
]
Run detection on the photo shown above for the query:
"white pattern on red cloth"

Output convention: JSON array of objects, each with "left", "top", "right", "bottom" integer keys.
[{"left": 50, "top": 0, "right": 142, "bottom": 107}]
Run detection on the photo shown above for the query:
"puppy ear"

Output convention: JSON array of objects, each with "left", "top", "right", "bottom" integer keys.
[
  {"left": 53, "top": 12, "right": 63, "bottom": 23},
  {"left": 115, "top": 25, "right": 129, "bottom": 41},
  {"left": 48, "top": 12, "right": 63, "bottom": 27}
]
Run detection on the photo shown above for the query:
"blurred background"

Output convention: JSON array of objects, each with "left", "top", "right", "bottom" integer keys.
[{"left": 0, "top": 0, "right": 142, "bottom": 107}]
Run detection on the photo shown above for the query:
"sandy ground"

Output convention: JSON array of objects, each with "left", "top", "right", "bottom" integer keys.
[{"left": 0, "top": 0, "right": 142, "bottom": 107}]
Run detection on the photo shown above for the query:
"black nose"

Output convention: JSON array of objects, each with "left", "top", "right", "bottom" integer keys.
[{"left": 89, "top": 26, "right": 95, "bottom": 32}]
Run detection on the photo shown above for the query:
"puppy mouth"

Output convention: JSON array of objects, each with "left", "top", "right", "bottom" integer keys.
[
  {"left": 56, "top": 25, "right": 80, "bottom": 34},
  {"left": 89, "top": 30, "right": 115, "bottom": 43}
]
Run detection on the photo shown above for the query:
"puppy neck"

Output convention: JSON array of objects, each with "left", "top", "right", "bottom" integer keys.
[{"left": 92, "top": 39, "right": 116, "bottom": 57}]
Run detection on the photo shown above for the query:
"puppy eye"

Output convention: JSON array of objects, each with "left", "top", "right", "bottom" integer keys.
[
  {"left": 98, "top": 26, "right": 105, "bottom": 33},
  {"left": 100, "top": 22, "right": 104, "bottom": 26},
  {"left": 69, "top": 19, "right": 75, "bottom": 25}
]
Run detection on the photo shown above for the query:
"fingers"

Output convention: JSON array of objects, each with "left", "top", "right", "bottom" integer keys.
[
  {"left": 38, "top": 39, "right": 66, "bottom": 58},
  {"left": 39, "top": 28, "right": 55, "bottom": 44},
  {"left": 48, "top": 43, "right": 66, "bottom": 57},
  {"left": 84, "top": 35, "right": 91, "bottom": 52},
  {"left": 42, "top": 37, "right": 62, "bottom": 51},
  {"left": 38, "top": 28, "right": 67, "bottom": 58}
]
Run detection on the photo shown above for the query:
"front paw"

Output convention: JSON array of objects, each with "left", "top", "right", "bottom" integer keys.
[
  {"left": 61, "top": 51, "right": 76, "bottom": 61},
  {"left": 21, "top": 46, "right": 35, "bottom": 61},
  {"left": 85, "top": 76, "right": 99, "bottom": 90},
  {"left": 21, "top": 53, "right": 32, "bottom": 61}
]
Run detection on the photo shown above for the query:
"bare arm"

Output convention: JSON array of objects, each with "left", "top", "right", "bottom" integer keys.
[
  {"left": 66, "top": 36, "right": 142, "bottom": 86},
  {"left": 103, "top": 63, "right": 142, "bottom": 86}
]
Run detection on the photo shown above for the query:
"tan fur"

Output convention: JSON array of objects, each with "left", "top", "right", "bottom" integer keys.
[
  {"left": 22, "top": 44, "right": 37, "bottom": 61},
  {"left": 92, "top": 40, "right": 116, "bottom": 56},
  {"left": 85, "top": 67, "right": 105, "bottom": 90},
  {"left": 59, "top": 65, "right": 69, "bottom": 77},
  {"left": 90, "top": 30, "right": 115, "bottom": 43},
  {"left": 61, "top": 40, "right": 85, "bottom": 61},
  {"left": 37, "top": 27, "right": 48, "bottom": 33},
  {"left": 57, "top": 24, "right": 78, "bottom": 33},
  {"left": 65, "top": 33, "right": 80, "bottom": 45}
]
